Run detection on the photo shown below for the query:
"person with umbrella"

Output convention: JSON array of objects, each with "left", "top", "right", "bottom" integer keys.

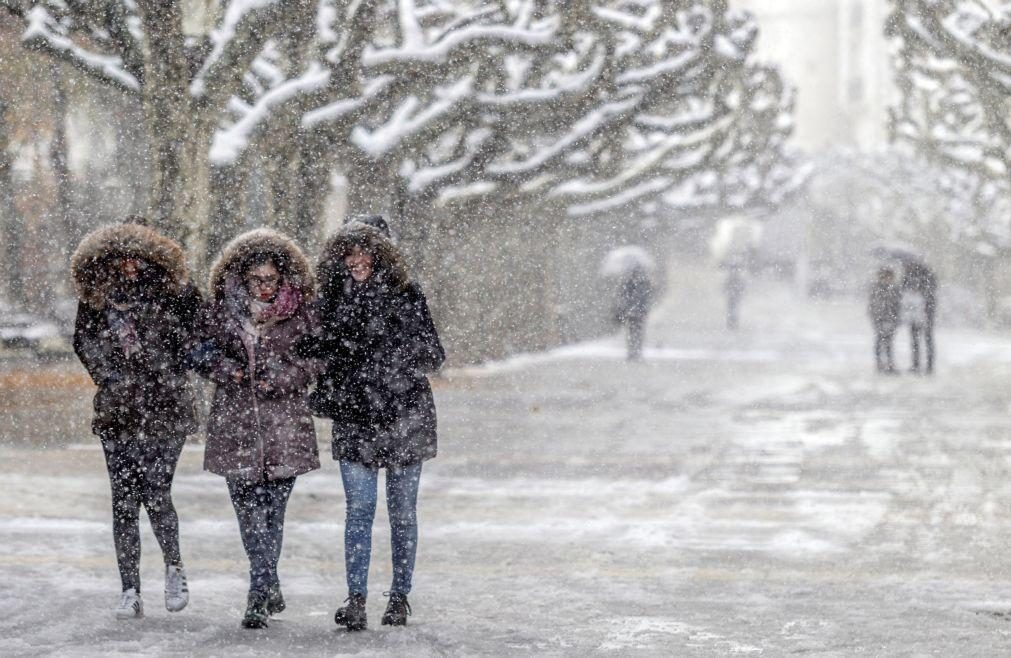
[
  {"left": 724, "top": 262, "right": 747, "bottom": 331},
  {"left": 869, "top": 244, "right": 937, "bottom": 375},
  {"left": 900, "top": 260, "right": 937, "bottom": 374},
  {"left": 602, "top": 246, "right": 656, "bottom": 361},
  {"left": 868, "top": 266, "right": 901, "bottom": 374}
]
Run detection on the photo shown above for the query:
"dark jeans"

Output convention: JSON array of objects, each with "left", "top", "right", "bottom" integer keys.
[
  {"left": 910, "top": 323, "right": 934, "bottom": 373},
  {"left": 227, "top": 476, "right": 295, "bottom": 595},
  {"left": 874, "top": 329, "right": 895, "bottom": 372},
  {"left": 100, "top": 432, "right": 186, "bottom": 593},
  {"left": 339, "top": 460, "right": 422, "bottom": 598},
  {"left": 625, "top": 315, "right": 645, "bottom": 360},
  {"left": 727, "top": 297, "right": 740, "bottom": 330}
]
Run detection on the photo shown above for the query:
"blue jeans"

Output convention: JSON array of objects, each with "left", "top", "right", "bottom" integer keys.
[
  {"left": 339, "top": 460, "right": 422, "bottom": 598},
  {"left": 227, "top": 476, "right": 295, "bottom": 595}
]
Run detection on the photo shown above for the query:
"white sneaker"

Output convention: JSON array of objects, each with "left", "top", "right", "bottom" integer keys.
[
  {"left": 115, "top": 588, "right": 144, "bottom": 619},
  {"left": 164, "top": 565, "right": 189, "bottom": 612}
]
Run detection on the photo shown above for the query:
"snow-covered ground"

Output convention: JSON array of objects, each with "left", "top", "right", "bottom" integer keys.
[{"left": 5, "top": 265, "right": 1011, "bottom": 655}]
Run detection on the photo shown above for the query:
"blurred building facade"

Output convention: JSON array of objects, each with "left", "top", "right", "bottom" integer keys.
[{"left": 736, "top": 0, "right": 894, "bottom": 150}]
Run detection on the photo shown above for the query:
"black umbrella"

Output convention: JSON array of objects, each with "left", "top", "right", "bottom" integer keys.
[
  {"left": 869, "top": 242, "right": 926, "bottom": 266},
  {"left": 870, "top": 242, "right": 936, "bottom": 305}
]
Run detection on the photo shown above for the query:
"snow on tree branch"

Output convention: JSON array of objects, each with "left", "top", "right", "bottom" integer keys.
[
  {"left": 6, "top": 0, "right": 804, "bottom": 250},
  {"left": 189, "top": 0, "right": 294, "bottom": 106},
  {"left": 21, "top": 6, "right": 141, "bottom": 92},
  {"left": 362, "top": 12, "right": 557, "bottom": 69},
  {"left": 351, "top": 76, "right": 475, "bottom": 158},
  {"left": 889, "top": 0, "right": 1011, "bottom": 179},
  {"left": 211, "top": 62, "right": 331, "bottom": 165},
  {"left": 301, "top": 75, "right": 393, "bottom": 129}
]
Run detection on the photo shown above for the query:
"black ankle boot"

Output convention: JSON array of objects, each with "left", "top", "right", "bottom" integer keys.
[
  {"left": 241, "top": 591, "right": 269, "bottom": 629},
  {"left": 334, "top": 593, "right": 367, "bottom": 631},
  {"left": 266, "top": 583, "right": 285, "bottom": 615},
  {"left": 381, "top": 591, "right": 411, "bottom": 626}
]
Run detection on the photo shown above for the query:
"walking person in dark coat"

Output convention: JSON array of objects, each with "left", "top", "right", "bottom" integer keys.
[
  {"left": 194, "top": 229, "right": 320, "bottom": 629},
  {"left": 306, "top": 219, "right": 445, "bottom": 631},
  {"left": 901, "top": 287, "right": 928, "bottom": 374},
  {"left": 900, "top": 261, "right": 937, "bottom": 374},
  {"left": 724, "top": 266, "right": 746, "bottom": 330},
  {"left": 615, "top": 264, "right": 654, "bottom": 360},
  {"left": 71, "top": 220, "right": 200, "bottom": 619},
  {"left": 868, "top": 267, "right": 901, "bottom": 374}
]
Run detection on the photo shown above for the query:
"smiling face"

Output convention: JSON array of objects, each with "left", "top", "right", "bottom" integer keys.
[
  {"left": 246, "top": 261, "right": 281, "bottom": 302},
  {"left": 344, "top": 246, "right": 375, "bottom": 282},
  {"left": 117, "top": 256, "right": 144, "bottom": 280}
]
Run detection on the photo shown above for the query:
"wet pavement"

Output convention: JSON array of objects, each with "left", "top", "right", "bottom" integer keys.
[{"left": 4, "top": 265, "right": 1011, "bottom": 655}]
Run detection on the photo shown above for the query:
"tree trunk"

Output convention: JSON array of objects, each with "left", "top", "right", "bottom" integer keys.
[
  {"left": 207, "top": 161, "right": 248, "bottom": 259},
  {"left": 141, "top": 1, "right": 214, "bottom": 274},
  {"left": 980, "top": 254, "right": 998, "bottom": 326},
  {"left": 344, "top": 158, "right": 397, "bottom": 218},
  {"left": 398, "top": 191, "right": 436, "bottom": 276},
  {"left": 0, "top": 96, "right": 25, "bottom": 305},
  {"left": 49, "top": 64, "right": 75, "bottom": 294},
  {"left": 145, "top": 114, "right": 214, "bottom": 273},
  {"left": 293, "top": 141, "right": 333, "bottom": 252}
]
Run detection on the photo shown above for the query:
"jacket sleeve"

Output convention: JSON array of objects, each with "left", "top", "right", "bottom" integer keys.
[
  {"left": 258, "top": 353, "right": 318, "bottom": 397},
  {"left": 178, "top": 284, "right": 203, "bottom": 341},
  {"left": 307, "top": 300, "right": 372, "bottom": 371},
  {"left": 258, "top": 311, "right": 321, "bottom": 397},
  {"left": 173, "top": 284, "right": 205, "bottom": 372},
  {"left": 73, "top": 302, "right": 120, "bottom": 385},
  {"left": 383, "top": 283, "right": 445, "bottom": 374},
  {"left": 190, "top": 303, "right": 245, "bottom": 387}
]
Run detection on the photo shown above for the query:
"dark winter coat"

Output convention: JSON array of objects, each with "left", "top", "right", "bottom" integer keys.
[
  {"left": 196, "top": 229, "right": 320, "bottom": 482},
  {"left": 615, "top": 266, "right": 654, "bottom": 323},
  {"left": 71, "top": 223, "right": 201, "bottom": 438},
  {"left": 868, "top": 280, "right": 901, "bottom": 333},
  {"left": 724, "top": 269, "right": 746, "bottom": 302},
  {"left": 308, "top": 223, "right": 445, "bottom": 468},
  {"left": 900, "top": 261, "right": 937, "bottom": 326}
]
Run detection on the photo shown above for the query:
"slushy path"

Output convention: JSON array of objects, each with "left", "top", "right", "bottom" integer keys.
[{"left": 4, "top": 265, "right": 1011, "bottom": 655}]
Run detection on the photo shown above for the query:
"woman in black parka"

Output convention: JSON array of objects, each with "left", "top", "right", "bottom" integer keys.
[
  {"left": 307, "top": 218, "right": 444, "bottom": 631},
  {"left": 71, "top": 220, "right": 200, "bottom": 619}
]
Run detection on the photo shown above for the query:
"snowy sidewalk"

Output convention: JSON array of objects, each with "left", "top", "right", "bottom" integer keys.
[{"left": 5, "top": 267, "right": 1011, "bottom": 655}]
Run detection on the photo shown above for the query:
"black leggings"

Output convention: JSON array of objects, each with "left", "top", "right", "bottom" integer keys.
[
  {"left": 626, "top": 315, "right": 645, "bottom": 360},
  {"left": 101, "top": 433, "right": 186, "bottom": 592},
  {"left": 910, "top": 323, "right": 934, "bottom": 373},
  {"left": 874, "top": 330, "right": 895, "bottom": 372}
]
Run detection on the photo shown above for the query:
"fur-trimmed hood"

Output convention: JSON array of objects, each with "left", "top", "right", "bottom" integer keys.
[
  {"left": 317, "top": 222, "right": 410, "bottom": 295},
  {"left": 208, "top": 228, "right": 314, "bottom": 300},
  {"left": 71, "top": 223, "right": 189, "bottom": 309}
]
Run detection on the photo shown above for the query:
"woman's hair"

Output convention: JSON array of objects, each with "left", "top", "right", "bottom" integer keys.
[
  {"left": 209, "top": 228, "right": 314, "bottom": 300},
  {"left": 238, "top": 251, "right": 286, "bottom": 280},
  {"left": 99, "top": 251, "right": 169, "bottom": 289},
  {"left": 318, "top": 225, "right": 409, "bottom": 295}
]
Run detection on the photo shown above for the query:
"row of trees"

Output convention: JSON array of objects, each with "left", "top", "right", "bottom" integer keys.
[
  {"left": 886, "top": 0, "right": 1011, "bottom": 258},
  {"left": 1, "top": 0, "right": 803, "bottom": 274}
]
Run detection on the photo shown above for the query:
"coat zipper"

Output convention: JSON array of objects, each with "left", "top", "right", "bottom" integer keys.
[{"left": 248, "top": 335, "right": 265, "bottom": 477}]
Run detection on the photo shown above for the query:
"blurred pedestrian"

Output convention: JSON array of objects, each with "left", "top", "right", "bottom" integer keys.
[
  {"left": 900, "top": 261, "right": 937, "bottom": 374},
  {"left": 614, "top": 264, "right": 654, "bottom": 360},
  {"left": 901, "top": 287, "right": 928, "bottom": 374},
  {"left": 194, "top": 229, "right": 320, "bottom": 629},
  {"left": 71, "top": 220, "right": 201, "bottom": 619},
  {"left": 306, "top": 218, "right": 444, "bottom": 631},
  {"left": 868, "top": 267, "right": 901, "bottom": 374},
  {"left": 724, "top": 266, "right": 746, "bottom": 330}
]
